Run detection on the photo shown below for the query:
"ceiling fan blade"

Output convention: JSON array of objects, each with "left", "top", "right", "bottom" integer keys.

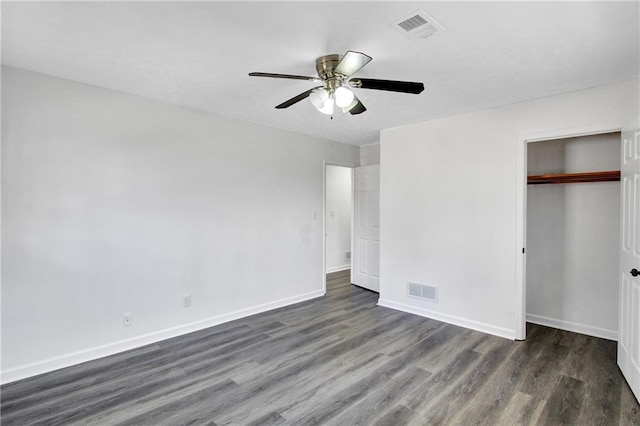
[
  {"left": 350, "top": 78, "right": 424, "bottom": 94},
  {"left": 344, "top": 95, "right": 366, "bottom": 115},
  {"left": 334, "top": 51, "right": 372, "bottom": 77},
  {"left": 275, "top": 87, "right": 320, "bottom": 109},
  {"left": 249, "top": 72, "right": 321, "bottom": 82}
]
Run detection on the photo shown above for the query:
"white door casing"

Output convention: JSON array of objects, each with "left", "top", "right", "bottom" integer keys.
[
  {"left": 353, "top": 165, "right": 380, "bottom": 292},
  {"left": 515, "top": 123, "right": 624, "bottom": 341},
  {"left": 618, "top": 121, "right": 640, "bottom": 403}
]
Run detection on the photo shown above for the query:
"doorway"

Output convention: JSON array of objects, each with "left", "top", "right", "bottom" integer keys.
[
  {"left": 526, "top": 132, "right": 621, "bottom": 340},
  {"left": 514, "top": 123, "right": 622, "bottom": 340},
  {"left": 324, "top": 164, "right": 354, "bottom": 283}
]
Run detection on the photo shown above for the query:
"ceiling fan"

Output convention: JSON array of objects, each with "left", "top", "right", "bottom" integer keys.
[{"left": 249, "top": 51, "right": 424, "bottom": 116}]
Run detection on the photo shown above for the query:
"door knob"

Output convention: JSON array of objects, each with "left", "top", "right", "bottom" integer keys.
[{"left": 632, "top": 268, "right": 640, "bottom": 277}]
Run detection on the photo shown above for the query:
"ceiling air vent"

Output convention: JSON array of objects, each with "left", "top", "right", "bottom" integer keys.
[{"left": 392, "top": 10, "right": 445, "bottom": 41}]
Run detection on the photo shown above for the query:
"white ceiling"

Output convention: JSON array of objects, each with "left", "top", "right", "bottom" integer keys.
[{"left": 2, "top": 1, "right": 639, "bottom": 146}]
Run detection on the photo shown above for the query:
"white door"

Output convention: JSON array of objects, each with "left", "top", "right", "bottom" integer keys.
[
  {"left": 352, "top": 164, "right": 380, "bottom": 292},
  {"left": 619, "top": 120, "right": 640, "bottom": 402}
]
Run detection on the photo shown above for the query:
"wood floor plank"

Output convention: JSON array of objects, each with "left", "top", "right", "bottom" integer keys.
[
  {"left": 229, "top": 315, "right": 422, "bottom": 422},
  {"left": 447, "top": 355, "right": 525, "bottom": 424},
  {"left": 247, "top": 411, "right": 286, "bottom": 426},
  {"left": 537, "top": 375, "right": 586, "bottom": 425},
  {"left": 24, "top": 333, "right": 273, "bottom": 424},
  {"left": 288, "top": 354, "right": 418, "bottom": 425},
  {"left": 619, "top": 380, "right": 640, "bottom": 425},
  {"left": 233, "top": 352, "right": 393, "bottom": 424},
  {"left": 559, "top": 331, "right": 594, "bottom": 380},
  {"left": 373, "top": 404, "right": 415, "bottom": 426},
  {"left": 417, "top": 341, "right": 515, "bottom": 424},
  {"left": 113, "top": 378, "right": 239, "bottom": 426},
  {"left": 518, "top": 338, "right": 571, "bottom": 397},
  {"left": 0, "top": 343, "right": 164, "bottom": 407},
  {"left": 184, "top": 313, "right": 411, "bottom": 423},
  {"left": 394, "top": 349, "right": 484, "bottom": 424},
  {"left": 2, "top": 271, "right": 638, "bottom": 425},
  {"left": 575, "top": 337, "right": 623, "bottom": 425},
  {"left": 495, "top": 390, "right": 546, "bottom": 425},
  {"left": 413, "top": 327, "right": 485, "bottom": 373},
  {"left": 79, "top": 361, "right": 260, "bottom": 425},
  {"left": 324, "top": 366, "right": 432, "bottom": 425}
]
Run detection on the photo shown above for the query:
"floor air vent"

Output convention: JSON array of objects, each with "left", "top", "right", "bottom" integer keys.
[
  {"left": 391, "top": 10, "right": 445, "bottom": 41},
  {"left": 407, "top": 282, "right": 438, "bottom": 302}
]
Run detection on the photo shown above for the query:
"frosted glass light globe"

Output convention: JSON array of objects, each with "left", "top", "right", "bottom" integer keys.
[
  {"left": 334, "top": 86, "right": 355, "bottom": 108},
  {"left": 318, "top": 98, "right": 334, "bottom": 115},
  {"left": 309, "top": 88, "right": 329, "bottom": 109}
]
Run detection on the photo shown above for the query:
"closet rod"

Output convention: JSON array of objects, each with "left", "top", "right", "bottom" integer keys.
[{"left": 527, "top": 170, "right": 620, "bottom": 185}]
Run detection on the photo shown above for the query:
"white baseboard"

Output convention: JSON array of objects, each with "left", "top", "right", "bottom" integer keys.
[
  {"left": 378, "top": 298, "right": 515, "bottom": 340},
  {"left": 0, "top": 289, "right": 325, "bottom": 385},
  {"left": 326, "top": 264, "right": 350, "bottom": 273},
  {"left": 526, "top": 313, "right": 617, "bottom": 341}
]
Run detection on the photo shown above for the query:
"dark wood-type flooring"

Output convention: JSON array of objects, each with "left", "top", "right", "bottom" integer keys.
[{"left": 2, "top": 270, "right": 639, "bottom": 425}]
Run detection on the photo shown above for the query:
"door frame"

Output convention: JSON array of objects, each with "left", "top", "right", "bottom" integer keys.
[
  {"left": 322, "top": 160, "right": 356, "bottom": 294},
  {"left": 514, "top": 122, "right": 622, "bottom": 340}
]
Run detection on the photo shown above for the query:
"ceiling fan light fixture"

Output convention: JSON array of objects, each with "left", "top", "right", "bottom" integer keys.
[
  {"left": 318, "top": 97, "right": 334, "bottom": 115},
  {"left": 309, "top": 88, "right": 329, "bottom": 109},
  {"left": 309, "top": 87, "right": 334, "bottom": 114},
  {"left": 334, "top": 86, "right": 355, "bottom": 108}
]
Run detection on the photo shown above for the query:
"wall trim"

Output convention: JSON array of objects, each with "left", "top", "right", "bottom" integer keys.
[
  {"left": 0, "top": 289, "right": 325, "bottom": 385},
  {"left": 378, "top": 298, "right": 515, "bottom": 340},
  {"left": 526, "top": 313, "right": 617, "bottom": 341},
  {"left": 326, "top": 264, "right": 350, "bottom": 273}
]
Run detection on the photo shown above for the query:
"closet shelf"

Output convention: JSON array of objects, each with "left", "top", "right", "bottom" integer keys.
[{"left": 527, "top": 170, "right": 620, "bottom": 185}]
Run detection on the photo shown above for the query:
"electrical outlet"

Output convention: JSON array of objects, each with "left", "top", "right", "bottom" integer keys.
[
  {"left": 122, "top": 312, "right": 133, "bottom": 327},
  {"left": 183, "top": 294, "right": 192, "bottom": 308}
]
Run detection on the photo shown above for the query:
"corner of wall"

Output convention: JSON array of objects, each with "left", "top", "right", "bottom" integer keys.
[{"left": 359, "top": 143, "right": 380, "bottom": 166}]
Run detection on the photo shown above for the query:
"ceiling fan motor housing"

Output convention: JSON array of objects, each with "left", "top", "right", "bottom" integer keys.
[
  {"left": 315, "top": 54, "right": 345, "bottom": 93},
  {"left": 315, "top": 54, "right": 341, "bottom": 80}
]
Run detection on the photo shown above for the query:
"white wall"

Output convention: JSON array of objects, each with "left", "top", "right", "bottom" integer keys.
[
  {"left": 325, "top": 165, "right": 352, "bottom": 273},
  {"left": 526, "top": 133, "right": 620, "bottom": 339},
  {"left": 1, "top": 66, "right": 359, "bottom": 382},
  {"left": 360, "top": 143, "right": 380, "bottom": 166},
  {"left": 380, "top": 79, "right": 639, "bottom": 339}
]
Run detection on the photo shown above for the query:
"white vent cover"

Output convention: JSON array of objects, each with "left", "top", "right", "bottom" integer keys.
[
  {"left": 391, "top": 10, "right": 445, "bottom": 41},
  {"left": 407, "top": 282, "right": 438, "bottom": 302}
]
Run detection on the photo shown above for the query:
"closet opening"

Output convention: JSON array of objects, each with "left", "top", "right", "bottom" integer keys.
[{"left": 525, "top": 131, "right": 621, "bottom": 340}]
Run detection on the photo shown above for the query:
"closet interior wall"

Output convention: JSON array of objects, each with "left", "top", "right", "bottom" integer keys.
[{"left": 526, "top": 132, "right": 621, "bottom": 339}]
